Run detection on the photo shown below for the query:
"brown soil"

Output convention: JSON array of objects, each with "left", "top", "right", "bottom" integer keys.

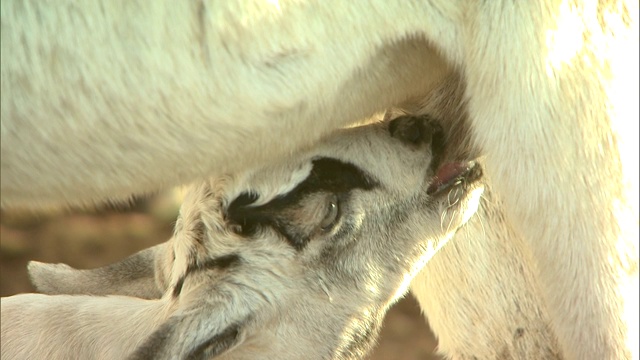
[{"left": 0, "top": 194, "right": 442, "bottom": 360}]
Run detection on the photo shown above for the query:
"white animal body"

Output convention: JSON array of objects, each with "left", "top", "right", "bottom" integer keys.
[
  {"left": 1, "top": 117, "right": 486, "bottom": 360},
  {"left": 1, "top": 1, "right": 637, "bottom": 359}
]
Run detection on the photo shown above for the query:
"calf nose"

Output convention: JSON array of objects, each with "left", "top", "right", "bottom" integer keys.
[{"left": 388, "top": 115, "right": 444, "bottom": 148}]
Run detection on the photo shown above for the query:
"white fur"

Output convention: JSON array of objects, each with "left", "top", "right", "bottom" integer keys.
[
  {"left": 1, "top": 1, "right": 638, "bottom": 359},
  {"left": 1, "top": 294, "right": 170, "bottom": 360},
  {"left": 2, "top": 119, "right": 485, "bottom": 359},
  {"left": 412, "top": 188, "right": 563, "bottom": 359}
]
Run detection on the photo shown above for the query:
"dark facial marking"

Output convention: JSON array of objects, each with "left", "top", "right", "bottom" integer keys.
[
  {"left": 172, "top": 254, "right": 241, "bottom": 297},
  {"left": 429, "top": 123, "right": 446, "bottom": 173},
  {"left": 129, "top": 319, "right": 174, "bottom": 360},
  {"left": 389, "top": 115, "right": 426, "bottom": 144},
  {"left": 388, "top": 115, "right": 446, "bottom": 173},
  {"left": 130, "top": 317, "right": 243, "bottom": 360},
  {"left": 187, "top": 324, "right": 242, "bottom": 360},
  {"left": 388, "top": 115, "right": 442, "bottom": 145},
  {"left": 226, "top": 192, "right": 261, "bottom": 235},
  {"left": 226, "top": 158, "right": 377, "bottom": 250}
]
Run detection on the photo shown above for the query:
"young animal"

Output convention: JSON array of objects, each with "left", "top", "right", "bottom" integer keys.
[
  {"left": 1, "top": 117, "right": 485, "bottom": 360},
  {"left": 2, "top": 2, "right": 637, "bottom": 358}
]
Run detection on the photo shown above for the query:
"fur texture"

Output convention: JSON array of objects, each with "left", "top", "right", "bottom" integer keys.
[
  {"left": 1, "top": 118, "right": 485, "bottom": 360},
  {"left": 1, "top": 1, "right": 637, "bottom": 359}
]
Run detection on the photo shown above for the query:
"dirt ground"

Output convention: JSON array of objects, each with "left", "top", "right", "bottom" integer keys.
[{"left": 0, "top": 192, "right": 443, "bottom": 360}]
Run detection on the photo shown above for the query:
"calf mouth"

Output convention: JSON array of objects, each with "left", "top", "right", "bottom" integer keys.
[{"left": 427, "top": 161, "right": 483, "bottom": 196}]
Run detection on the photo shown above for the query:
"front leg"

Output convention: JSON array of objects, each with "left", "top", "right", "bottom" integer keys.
[{"left": 411, "top": 189, "right": 562, "bottom": 358}]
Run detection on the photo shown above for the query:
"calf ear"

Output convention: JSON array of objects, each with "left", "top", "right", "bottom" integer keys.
[
  {"left": 28, "top": 242, "right": 169, "bottom": 299},
  {"left": 128, "top": 311, "right": 247, "bottom": 360}
]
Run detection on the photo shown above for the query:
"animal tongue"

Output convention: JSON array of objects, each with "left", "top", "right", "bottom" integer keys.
[{"left": 427, "top": 162, "right": 473, "bottom": 195}]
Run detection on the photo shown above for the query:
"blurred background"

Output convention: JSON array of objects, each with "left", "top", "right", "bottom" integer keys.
[{"left": 0, "top": 190, "right": 442, "bottom": 360}]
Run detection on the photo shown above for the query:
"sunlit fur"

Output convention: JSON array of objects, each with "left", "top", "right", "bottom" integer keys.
[
  {"left": 1, "top": 1, "right": 637, "bottom": 358},
  {"left": 1, "top": 119, "right": 484, "bottom": 360},
  {"left": 406, "top": 72, "right": 638, "bottom": 360}
]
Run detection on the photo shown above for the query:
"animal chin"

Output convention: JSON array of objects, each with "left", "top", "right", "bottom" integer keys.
[{"left": 427, "top": 161, "right": 483, "bottom": 196}]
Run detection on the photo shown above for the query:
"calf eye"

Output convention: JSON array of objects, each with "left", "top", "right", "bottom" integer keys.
[{"left": 319, "top": 194, "right": 340, "bottom": 231}]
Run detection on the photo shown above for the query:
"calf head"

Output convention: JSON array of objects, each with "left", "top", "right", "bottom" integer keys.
[
  {"left": 23, "top": 116, "right": 484, "bottom": 360},
  {"left": 131, "top": 116, "right": 484, "bottom": 359}
]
